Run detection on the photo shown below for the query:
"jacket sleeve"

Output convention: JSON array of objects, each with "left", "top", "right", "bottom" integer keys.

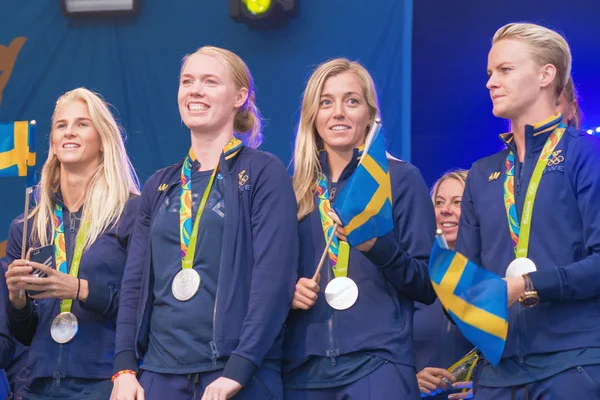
[
  {"left": 5, "top": 218, "right": 39, "bottom": 346},
  {"left": 363, "top": 163, "right": 437, "bottom": 305},
  {"left": 222, "top": 156, "right": 298, "bottom": 387},
  {"left": 529, "top": 136, "right": 600, "bottom": 302},
  {"left": 455, "top": 166, "right": 483, "bottom": 266},
  {"left": 0, "top": 260, "right": 16, "bottom": 368},
  {"left": 113, "top": 179, "right": 158, "bottom": 374},
  {"left": 79, "top": 196, "right": 141, "bottom": 319}
]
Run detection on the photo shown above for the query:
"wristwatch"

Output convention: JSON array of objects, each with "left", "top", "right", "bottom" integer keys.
[{"left": 519, "top": 273, "right": 539, "bottom": 308}]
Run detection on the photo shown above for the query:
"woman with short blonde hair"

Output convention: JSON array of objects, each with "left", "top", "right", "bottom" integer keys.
[{"left": 458, "top": 22, "right": 600, "bottom": 397}]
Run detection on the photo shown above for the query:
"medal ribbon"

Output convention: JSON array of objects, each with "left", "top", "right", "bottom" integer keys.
[
  {"left": 504, "top": 123, "right": 565, "bottom": 258},
  {"left": 316, "top": 174, "right": 350, "bottom": 278},
  {"left": 53, "top": 203, "right": 90, "bottom": 314},
  {"left": 180, "top": 137, "right": 242, "bottom": 270}
]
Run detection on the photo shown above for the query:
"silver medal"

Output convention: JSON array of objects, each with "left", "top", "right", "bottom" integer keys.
[
  {"left": 324, "top": 277, "right": 359, "bottom": 310},
  {"left": 505, "top": 257, "right": 537, "bottom": 278},
  {"left": 172, "top": 269, "right": 201, "bottom": 301},
  {"left": 50, "top": 312, "right": 79, "bottom": 344}
]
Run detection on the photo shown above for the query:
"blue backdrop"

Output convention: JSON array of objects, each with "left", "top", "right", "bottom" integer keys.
[{"left": 0, "top": 1, "right": 413, "bottom": 253}]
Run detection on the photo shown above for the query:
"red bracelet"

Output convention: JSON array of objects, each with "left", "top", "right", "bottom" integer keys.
[{"left": 111, "top": 369, "right": 137, "bottom": 382}]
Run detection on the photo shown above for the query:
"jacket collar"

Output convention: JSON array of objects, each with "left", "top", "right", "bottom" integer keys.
[
  {"left": 318, "top": 145, "right": 364, "bottom": 182},
  {"left": 51, "top": 186, "right": 83, "bottom": 215},
  {"left": 166, "top": 139, "right": 246, "bottom": 187},
  {"left": 499, "top": 113, "right": 562, "bottom": 156}
]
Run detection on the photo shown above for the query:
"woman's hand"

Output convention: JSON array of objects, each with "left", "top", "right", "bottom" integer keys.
[
  {"left": 327, "top": 211, "right": 377, "bottom": 252},
  {"left": 291, "top": 275, "right": 320, "bottom": 310},
  {"left": 5, "top": 259, "right": 32, "bottom": 309},
  {"left": 201, "top": 377, "right": 242, "bottom": 400},
  {"left": 449, "top": 381, "right": 473, "bottom": 399},
  {"left": 111, "top": 374, "right": 144, "bottom": 400},
  {"left": 504, "top": 276, "right": 526, "bottom": 307},
  {"left": 16, "top": 262, "right": 87, "bottom": 301},
  {"left": 417, "top": 367, "right": 455, "bottom": 396}
]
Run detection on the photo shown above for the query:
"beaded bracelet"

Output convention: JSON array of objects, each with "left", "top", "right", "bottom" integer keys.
[{"left": 111, "top": 369, "right": 137, "bottom": 382}]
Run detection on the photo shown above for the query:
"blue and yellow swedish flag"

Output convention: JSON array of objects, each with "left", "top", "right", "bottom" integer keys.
[
  {"left": 429, "top": 236, "right": 508, "bottom": 366},
  {"left": 333, "top": 124, "right": 393, "bottom": 247},
  {"left": 0, "top": 121, "right": 36, "bottom": 187}
]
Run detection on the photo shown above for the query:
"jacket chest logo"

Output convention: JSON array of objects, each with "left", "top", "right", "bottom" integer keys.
[
  {"left": 544, "top": 150, "right": 565, "bottom": 174},
  {"left": 239, "top": 170, "right": 250, "bottom": 192},
  {"left": 488, "top": 172, "right": 500, "bottom": 182},
  {"left": 547, "top": 150, "right": 565, "bottom": 166}
]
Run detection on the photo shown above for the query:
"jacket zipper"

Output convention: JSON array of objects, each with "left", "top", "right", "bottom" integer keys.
[
  {"left": 54, "top": 344, "right": 65, "bottom": 387},
  {"left": 210, "top": 174, "right": 232, "bottom": 368},
  {"left": 325, "top": 249, "right": 339, "bottom": 366},
  {"left": 55, "top": 213, "right": 73, "bottom": 388},
  {"left": 514, "top": 144, "right": 535, "bottom": 363},
  {"left": 325, "top": 177, "right": 340, "bottom": 366}
]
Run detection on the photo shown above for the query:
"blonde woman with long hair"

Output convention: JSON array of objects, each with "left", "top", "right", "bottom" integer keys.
[
  {"left": 4, "top": 88, "right": 140, "bottom": 400},
  {"left": 111, "top": 46, "right": 298, "bottom": 400},
  {"left": 282, "top": 58, "right": 436, "bottom": 399},
  {"left": 458, "top": 22, "right": 600, "bottom": 397}
]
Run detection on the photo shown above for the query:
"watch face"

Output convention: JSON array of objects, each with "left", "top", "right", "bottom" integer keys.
[{"left": 522, "top": 295, "right": 539, "bottom": 307}]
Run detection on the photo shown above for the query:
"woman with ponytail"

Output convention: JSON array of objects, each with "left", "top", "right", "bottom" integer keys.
[{"left": 111, "top": 46, "right": 298, "bottom": 400}]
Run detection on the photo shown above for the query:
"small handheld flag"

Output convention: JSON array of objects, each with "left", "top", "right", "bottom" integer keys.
[
  {"left": 0, "top": 120, "right": 37, "bottom": 300},
  {"left": 429, "top": 230, "right": 508, "bottom": 366},
  {"left": 332, "top": 119, "right": 393, "bottom": 247}
]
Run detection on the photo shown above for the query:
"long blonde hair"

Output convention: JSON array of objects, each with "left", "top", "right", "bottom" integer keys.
[
  {"left": 180, "top": 46, "right": 263, "bottom": 149},
  {"left": 292, "top": 58, "right": 380, "bottom": 220},
  {"left": 493, "top": 23, "right": 571, "bottom": 99},
  {"left": 30, "top": 88, "right": 140, "bottom": 250}
]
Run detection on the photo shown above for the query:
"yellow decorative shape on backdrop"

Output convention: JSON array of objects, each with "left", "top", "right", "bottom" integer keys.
[{"left": 0, "top": 37, "right": 27, "bottom": 108}]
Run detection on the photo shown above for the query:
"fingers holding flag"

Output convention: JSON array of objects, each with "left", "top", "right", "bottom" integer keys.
[
  {"left": 328, "top": 211, "right": 377, "bottom": 252},
  {"left": 292, "top": 277, "right": 321, "bottom": 310}
]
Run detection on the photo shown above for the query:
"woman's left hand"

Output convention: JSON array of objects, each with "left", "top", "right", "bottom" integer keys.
[
  {"left": 201, "top": 377, "right": 242, "bottom": 400},
  {"left": 448, "top": 381, "right": 473, "bottom": 399},
  {"left": 327, "top": 211, "right": 377, "bottom": 252},
  {"left": 504, "top": 276, "right": 526, "bottom": 307},
  {"left": 17, "top": 262, "right": 81, "bottom": 300}
]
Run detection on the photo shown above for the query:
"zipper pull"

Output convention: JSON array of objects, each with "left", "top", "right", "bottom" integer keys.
[
  {"left": 69, "top": 215, "right": 76, "bottom": 233},
  {"left": 210, "top": 341, "right": 219, "bottom": 367},
  {"left": 330, "top": 186, "right": 337, "bottom": 202},
  {"left": 53, "top": 372, "right": 61, "bottom": 387},
  {"left": 326, "top": 349, "right": 339, "bottom": 366}
]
